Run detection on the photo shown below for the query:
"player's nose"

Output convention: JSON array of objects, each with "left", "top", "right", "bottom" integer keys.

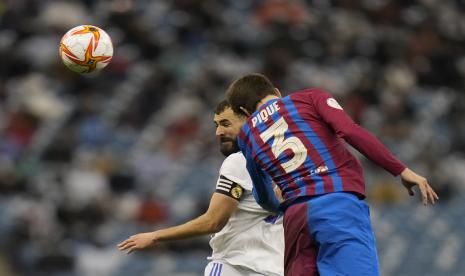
[{"left": 216, "top": 126, "right": 224, "bottom": 137}]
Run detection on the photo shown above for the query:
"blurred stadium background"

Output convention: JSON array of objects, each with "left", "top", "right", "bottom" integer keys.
[{"left": 1, "top": 0, "right": 465, "bottom": 275}]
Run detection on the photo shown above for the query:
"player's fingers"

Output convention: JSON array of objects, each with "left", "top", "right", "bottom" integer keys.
[
  {"left": 426, "top": 189, "right": 434, "bottom": 204},
  {"left": 117, "top": 239, "right": 131, "bottom": 249},
  {"left": 127, "top": 245, "right": 139, "bottom": 254},
  {"left": 423, "top": 182, "right": 438, "bottom": 204},
  {"left": 406, "top": 185, "right": 414, "bottom": 196},
  {"left": 420, "top": 183, "right": 428, "bottom": 206},
  {"left": 119, "top": 241, "right": 136, "bottom": 251},
  {"left": 428, "top": 187, "right": 438, "bottom": 204},
  {"left": 118, "top": 238, "right": 135, "bottom": 249}
]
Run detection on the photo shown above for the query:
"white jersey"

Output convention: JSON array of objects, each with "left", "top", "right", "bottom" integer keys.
[{"left": 208, "top": 152, "right": 284, "bottom": 276}]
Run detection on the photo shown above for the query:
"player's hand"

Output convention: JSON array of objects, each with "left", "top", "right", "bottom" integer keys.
[
  {"left": 400, "top": 168, "right": 439, "bottom": 206},
  {"left": 117, "top": 232, "right": 157, "bottom": 254}
]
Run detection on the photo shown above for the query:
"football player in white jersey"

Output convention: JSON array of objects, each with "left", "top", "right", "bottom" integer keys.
[{"left": 118, "top": 100, "right": 284, "bottom": 276}]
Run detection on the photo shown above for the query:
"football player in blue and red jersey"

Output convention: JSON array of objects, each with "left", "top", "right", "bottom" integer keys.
[{"left": 225, "top": 73, "right": 438, "bottom": 276}]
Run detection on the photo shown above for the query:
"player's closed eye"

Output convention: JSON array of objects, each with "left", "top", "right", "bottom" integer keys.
[{"left": 219, "top": 121, "right": 231, "bottom": 128}]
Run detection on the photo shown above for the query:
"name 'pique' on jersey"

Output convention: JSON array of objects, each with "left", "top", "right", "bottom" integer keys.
[{"left": 237, "top": 88, "right": 406, "bottom": 208}]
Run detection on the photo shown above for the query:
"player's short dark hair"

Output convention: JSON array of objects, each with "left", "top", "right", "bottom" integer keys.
[
  {"left": 214, "top": 99, "right": 231, "bottom": 115},
  {"left": 225, "top": 73, "right": 278, "bottom": 115}
]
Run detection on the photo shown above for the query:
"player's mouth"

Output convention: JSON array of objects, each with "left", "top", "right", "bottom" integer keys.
[
  {"left": 219, "top": 137, "right": 240, "bottom": 156},
  {"left": 220, "top": 137, "right": 234, "bottom": 144}
]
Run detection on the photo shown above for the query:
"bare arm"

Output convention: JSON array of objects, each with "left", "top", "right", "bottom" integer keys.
[{"left": 117, "top": 193, "right": 238, "bottom": 253}]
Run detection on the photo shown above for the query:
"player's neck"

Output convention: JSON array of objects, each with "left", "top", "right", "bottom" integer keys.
[{"left": 256, "top": 95, "right": 280, "bottom": 110}]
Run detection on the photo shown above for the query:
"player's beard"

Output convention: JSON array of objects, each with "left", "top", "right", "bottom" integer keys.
[{"left": 219, "top": 137, "right": 240, "bottom": 157}]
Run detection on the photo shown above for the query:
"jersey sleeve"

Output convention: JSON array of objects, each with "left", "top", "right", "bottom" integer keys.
[
  {"left": 238, "top": 134, "right": 281, "bottom": 212},
  {"left": 216, "top": 153, "right": 252, "bottom": 201},
  {"left": 310, "top": 89, "right": 406, "bottom": 176}
]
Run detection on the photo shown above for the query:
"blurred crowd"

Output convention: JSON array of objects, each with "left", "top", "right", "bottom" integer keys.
[{"left": 1, "top": 0, "right": 465, "bottom": 275}]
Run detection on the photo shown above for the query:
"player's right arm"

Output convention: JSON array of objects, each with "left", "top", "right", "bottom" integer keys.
[
  {"left": 309, "top": 89, "right": 438, "bottom": 205},
  {"left": 117, "top": 192, "right": 238, "bottom": 254},
  {"left": 153, "top": 192, "right": 239, "bottom": 239},
  {"left": 118, "top": 154, "right": 250, "bottom": 254}
]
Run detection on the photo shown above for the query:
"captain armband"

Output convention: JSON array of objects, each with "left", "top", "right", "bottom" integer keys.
[{"left": 215, "top": 175, "right": 244, "bottom": 201}]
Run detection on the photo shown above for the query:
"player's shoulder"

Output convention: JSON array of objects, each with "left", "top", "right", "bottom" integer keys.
[
  {"left": 221, "top": 152, "right": 246, "bottom": 171},
  {"left": 224, "top": 151, "right": 246, "bottom": 163},
  {"left": 289, "top": 88, "right": 332, "bottom": 100},
  {"left": 219, "top": 152, "right": 252, "bottom": 190}
]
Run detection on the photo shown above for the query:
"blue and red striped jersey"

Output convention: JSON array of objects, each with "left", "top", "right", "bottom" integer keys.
[{"left": 237, "top": 88, "right": 406, "bottom": 210}]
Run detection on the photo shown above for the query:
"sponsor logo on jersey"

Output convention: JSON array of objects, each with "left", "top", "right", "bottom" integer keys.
[{"left": 315, "top": 165, "right": 328, "bottom": 174}]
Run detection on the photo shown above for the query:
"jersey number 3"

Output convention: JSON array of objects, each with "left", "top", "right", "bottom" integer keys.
[{"left": 260, "top": 117, "right": 307, "bottom": 173}]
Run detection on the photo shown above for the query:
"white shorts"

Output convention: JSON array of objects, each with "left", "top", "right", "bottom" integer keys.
[{"left": 204, "top": 261, "right": 265, "bottom": 276}]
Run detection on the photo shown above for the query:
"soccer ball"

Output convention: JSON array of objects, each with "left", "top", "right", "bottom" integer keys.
[{"left": 59, "top": 25, "right": 113, "bottom": 73}]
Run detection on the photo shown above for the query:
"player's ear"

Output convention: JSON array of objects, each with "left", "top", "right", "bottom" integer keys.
[
  {"left": 239, "top": 106, "right": 251, "bottom": 117},
  {"left": 274, "top": 88, "right": 282, "bottom": 97}
]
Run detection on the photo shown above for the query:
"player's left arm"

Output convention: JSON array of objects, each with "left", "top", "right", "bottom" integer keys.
[{"left": 311, "top": 90, "right": 438, "bottom": 205}]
